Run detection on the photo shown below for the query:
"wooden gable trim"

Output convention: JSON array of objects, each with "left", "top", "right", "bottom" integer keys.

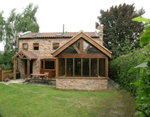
[{"left": 52, "top": 32, "right": 112, "bottom": 58}]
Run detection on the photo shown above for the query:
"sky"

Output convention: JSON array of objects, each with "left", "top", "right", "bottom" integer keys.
[{"left": 0, "top": 0, "right": 149, "bottom": 51}]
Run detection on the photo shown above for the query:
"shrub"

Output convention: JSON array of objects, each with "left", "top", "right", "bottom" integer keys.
[{"left": 109, "top": 46, "right": 149, "bottom": 96}]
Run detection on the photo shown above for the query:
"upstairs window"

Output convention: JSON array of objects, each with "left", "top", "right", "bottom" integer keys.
[
  {"left": 33, "top": 43, "right": 39, "bottom": 50},
  {"left": 22, "top": 43, "right": 28, "bottom": 50},
  {"left": 53, "top": 43, "right": 59, "bottom": 50}
]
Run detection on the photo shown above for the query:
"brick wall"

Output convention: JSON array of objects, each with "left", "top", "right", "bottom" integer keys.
[{"left": 56, "top": 79, "right": 108, "bottom": 91}]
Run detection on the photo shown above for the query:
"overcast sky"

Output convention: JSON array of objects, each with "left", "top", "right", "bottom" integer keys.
[{"left": 0, "top": 0, "right": 149, "bottom": 51}]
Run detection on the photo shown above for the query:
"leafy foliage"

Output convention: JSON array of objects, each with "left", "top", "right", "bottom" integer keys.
[
  {"left": 0, "top": 3, "right": 39, "bottom": 70},
  {"left": 0, "top": 3, "right": 39, "bottom": 52},
  {"left": 109, "top": 46, "right": 149, "bottom": 97},
  {"left": 131, "top": 17, "right": 150, "bottom": 117},
  {"left": 97, "top": 3, "right": 145, "bottom": 58}
]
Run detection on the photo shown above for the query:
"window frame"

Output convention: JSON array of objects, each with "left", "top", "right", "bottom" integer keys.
[
  {"left": 22, "top": 43, "right": 28, "bottom": 50},
  {"left": 33, "top": 43, "right": 39, "bottom": 50},
  {"left": 41, "top": 59, "right": 55, "bottom": 70},
  {"left": 53, "top": 43, "right": 59, "bottom": 50}
]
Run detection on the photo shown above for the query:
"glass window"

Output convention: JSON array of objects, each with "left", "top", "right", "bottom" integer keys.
[
  {"left": 63, "top": 45, "right": 77, "bottom": 54},
  {"left": 87, "top": 46, "right": 101, "bottom": 54},
  {"left": 33, "top": 43, "right": 39, "bottom": 50},
  {"left": 45, "top": 61, "right": 55, "bottom": 69},
  {"left": 75, "top": 58, "right": 81, "bottom": 77},
  {"left": 22, "top": 43, "right": 28, "bottom": 50},
  {"left": 91, "top": 58, "right": 97, "bottom": 77},
  {"left": 67, "top": 58, "right": 73, "bottom": 76},
  {"left": 99, "top": 58, "right": 105, "bottom": 77},
  {"left": 53, "top": 43, "right": 59, "bottom": 50},
  {"left": 74, "top": 40, "right": 80, "bottom": 50},
  {"left": 83, "top": 58, "right": 89, "bottom": 77},
  {"left": 59, "top": 58, "right": 65, "bottom": 76}
]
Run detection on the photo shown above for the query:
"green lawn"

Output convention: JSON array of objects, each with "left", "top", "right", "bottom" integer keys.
[{"left": 0, "top": 84, "right": 136, "bottom": 117}]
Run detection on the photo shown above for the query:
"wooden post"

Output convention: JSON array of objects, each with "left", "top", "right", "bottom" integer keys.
[
  {"left": 89, "top": 58, "right": 91, "bottom": 77},
  {"left": 80, "top": 39, "right": 83, "bottom": 53},
  {"left": 73, "top": 58, "right": 75, "bottom": 77},
  {"left": 27, "top": 59, "right": 30, "bottom": 78},
  {"left": 13, "top": 59, "right": 17, "bottom": 80},
  {"left": 105, "top": 57, "right": 108, "bottom": 78},
  {"left": 65, "top": 58, "right": 67, "bottom": 77},
  {"left": 97, "top": 58, "right": 99, "bottom": 78},
  {"left": 81, "top": 58, "right": 83, "bottom": 77},
  {"left": 56, "top": 58, "right": 59, "bottom": 78}
]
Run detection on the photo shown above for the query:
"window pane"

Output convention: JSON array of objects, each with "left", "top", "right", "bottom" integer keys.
[
  {"left": 45, "top": 61, "right": 54, "bottom": 69},
  {"left": 83, "top": 40, "right": 89, "bottom": 50},
  {"left": 74, "top": 40, "right": 80, "bottom": 50},
  {"left": 53, "top": 46, "right": 59, "bottom": 50},
  {"left": 34, "top": 47, "right": 39, "bottom": 50},
  {"left": 99, "top": 58, "right": 105, "bottom": 77},
  {"left": 91, "top": 58, "right": 97, "bottom": 77},
  {"left": 75, "top": 58, "right": 81, "bottom": 77},
  {"left": 63, "top": 45, "right": 77, "bottom": 54},
  {"left": 67, "top": 58, "right": 73, "bottom": 77},
  {"left": 87, "top": 46, "right": 101, "bottom": 54},
  {"left": 83, "top": 58, "right": 89, "bottom": 77},
  {"left": 59, "top": 58, "right": 65, "bottom": 76}
]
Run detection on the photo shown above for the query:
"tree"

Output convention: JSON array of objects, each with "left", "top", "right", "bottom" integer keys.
[
  {"left": 4, "top": 3, "right": 39, "bottom": 51},
  {"left": 0, "top": 3, "right": 39, "bottom": 69},
  {"left": 97, "top": 3, "right": 145, "bottom": 58}
]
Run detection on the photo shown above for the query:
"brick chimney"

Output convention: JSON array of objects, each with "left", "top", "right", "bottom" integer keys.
[
  {"left": 97, "top": 25, "right": 103, "bottom": 45},
  {"left": 16, "top": 34, "right": 20, "bottom": 52}
]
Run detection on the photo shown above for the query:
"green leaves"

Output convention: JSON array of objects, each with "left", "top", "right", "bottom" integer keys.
[
  {"left": 135, "top": 62, "right": 148, "bottom": 68},
  {"left": 132, "top": 16, "right": 150, "bottom": 24}
]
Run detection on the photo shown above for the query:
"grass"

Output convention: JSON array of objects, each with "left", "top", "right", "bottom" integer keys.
[{"left": 0, "top": 83, "right": 136, "bottom": 117}]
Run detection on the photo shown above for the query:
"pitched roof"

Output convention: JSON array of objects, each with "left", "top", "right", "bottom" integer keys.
[
  {"left": 12, "top": 51, "right": 38, "bottom": 60},
  {"left": 52, "top": 32, "right": 112, "bottom": 58},
  {"left": 19, "top": 32, "right": 99, "bottom": 39}
]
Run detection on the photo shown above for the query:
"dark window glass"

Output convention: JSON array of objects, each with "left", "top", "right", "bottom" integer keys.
[
  {"left": 45, "top": 61, "right": 54, "bottom": 69},
  {"left": 67, "top": 58, "right": 73, "bottom": 76},
  {"left": 53, "top": 43, "right": 59, "bottom": 50},
  {"left": 91, "top": 58, "right": 97, "bottom": 77},
  {"left": 63, "top": 45, "right": 77, "bottom": 54},
  {"left": 75, "top": 58, "right": 81, "bottom": 77},
  {"left": 34, "top": 47, "right": 39, "bottom": 50},
  {"left": 59, "top": 58, "right": 65, "bottom": 76},
  {"left": 83, "top": 58, "right": 89, "bottom": 77},
  {"left": 99, "top": 58, "right": 105, "bottom": 77}
]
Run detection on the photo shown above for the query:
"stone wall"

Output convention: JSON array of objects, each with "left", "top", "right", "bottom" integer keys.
[
  {"left": 56, "top": 78, "right": 108, "bottom": 91},
  {"left": 18, "top": 38, "right": 101, "bottom": 76}
]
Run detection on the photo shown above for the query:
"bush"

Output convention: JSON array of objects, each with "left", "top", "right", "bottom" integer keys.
[{"left": 109, "top": 46, "right": 149, "bottom": 96}]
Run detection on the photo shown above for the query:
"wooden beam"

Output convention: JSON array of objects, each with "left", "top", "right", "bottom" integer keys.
[
  {"left": 73, "top": 58, "right": 75, "bottom": 77},
  {"left": 27, "top": 59, "right": 30, "bottom": 77},
  {"left": 43, "top": 60, "right": 45, "bottom": 69},
  {"left": 80, "top": 39, "right": 83, "bottom": 52},
  {"left": 65, "top": 58, "right": 67, "bottom": 77},
  {"left": 97, "top": 58, "right": 99, "bottom": 78},
  {"left": 105, "top": 57, "right": 108, "bottom": 78},
  {"left": 13, "top": 59, "right": 17, "bottom": 80},
  {"left": 55, "top": 58, "right": 59, "bottom": 78},
  {"left": 58, "top": 54, "right": 107, "bottom": 58},
  {"left": 84, "top": 45, "right": 90, "bottom": 53},
  {"left": 89, "top": 58, "right": 91, "bottom": 77},
  {"left": 81, "top": 58, "right": 83, "bottom": 77},
  {"left": 73, "top": 45, "right": 81, "bottom": 54}
]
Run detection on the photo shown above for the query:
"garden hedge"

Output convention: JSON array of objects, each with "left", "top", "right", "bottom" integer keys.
[{"left": 109, "top": 46, "right": 149, "bottom": 96}]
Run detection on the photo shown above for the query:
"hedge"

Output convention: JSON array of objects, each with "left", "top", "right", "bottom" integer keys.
[{"left": 109, "top": 46, "right": 149, "bottom": 96}]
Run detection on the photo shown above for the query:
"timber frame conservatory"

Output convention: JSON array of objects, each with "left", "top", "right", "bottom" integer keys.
[{"left": 53, "top": 32, "right": 112, "bottom": 79}]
